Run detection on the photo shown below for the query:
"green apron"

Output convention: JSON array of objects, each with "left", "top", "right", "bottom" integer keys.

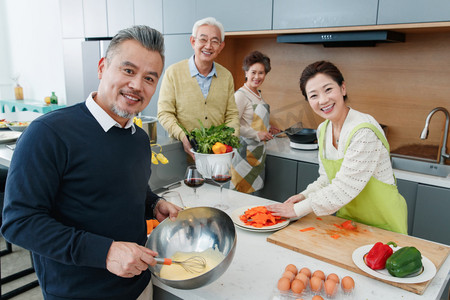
[{"left": 319, "top": 121, "right": 408, "bottom": 234}]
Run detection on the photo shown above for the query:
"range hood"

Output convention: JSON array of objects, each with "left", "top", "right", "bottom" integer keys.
[{"left": 277, "top": 30, "right": 405, "bottom": 47}]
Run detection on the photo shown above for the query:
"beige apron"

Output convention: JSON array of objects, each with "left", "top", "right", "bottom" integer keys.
[
  {"left": 319, "top": 120, "right": 408, "bottom": 234},
  {"left": 231, "top": 90, "right": 270, "bottom": 193}
]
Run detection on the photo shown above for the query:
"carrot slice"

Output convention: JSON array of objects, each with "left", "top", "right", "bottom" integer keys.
[
  {"left": 330, "top": 234, "right": 341, "bottom": 239},
  {"left": 341, "top": 220, "right": 357, "bottom": 230},
  {"left": 239, "top": 206, "right": 286, "bottom": 228},
  {"left": 299, "top": 227, "right": 315, "bottom": 232},
  {"left": 316, "top": 217, "right": 322, "bottom": 221}
]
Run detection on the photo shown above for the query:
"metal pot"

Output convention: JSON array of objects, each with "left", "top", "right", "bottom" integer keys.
[
  {"left": 140, "top": 116, "right": 157, "bottom": 144},
  {"left": 286, "top": 128, "right": 317, "bottom": 144}
]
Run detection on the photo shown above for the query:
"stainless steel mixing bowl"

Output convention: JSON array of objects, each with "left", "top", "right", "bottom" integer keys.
[{"left": 145, "top": 206, "right": 237, "bottom": 289}]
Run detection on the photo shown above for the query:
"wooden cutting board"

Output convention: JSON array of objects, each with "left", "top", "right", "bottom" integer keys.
[{"left": 267, "top": 214, "right": 450, "bottom": 295}]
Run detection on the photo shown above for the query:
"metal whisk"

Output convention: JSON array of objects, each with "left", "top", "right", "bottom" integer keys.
[{"left": 155, "top": 256, "right": 207, "bottom": 273}]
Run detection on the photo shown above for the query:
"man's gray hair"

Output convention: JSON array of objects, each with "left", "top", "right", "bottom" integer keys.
[
  {"left": 106, "top": 25, "right": 165, "bottom": 66},
  {"left": 192, "top": 17, "right": 225, "bottom": 42}
]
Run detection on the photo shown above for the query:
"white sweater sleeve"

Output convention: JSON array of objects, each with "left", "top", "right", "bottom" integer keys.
[{"left": 294, "top": 128, "right": 384, "bottom": 217}]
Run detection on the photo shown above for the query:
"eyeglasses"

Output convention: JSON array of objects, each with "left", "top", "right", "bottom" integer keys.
[{"left": 195, "top": 37, "right": 221, "bottom": 48}]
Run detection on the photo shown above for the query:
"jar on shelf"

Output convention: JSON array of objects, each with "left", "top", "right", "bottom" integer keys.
[
  {"left": 50, "top": 92, "right": 58, "bottom": 104},
  {"left": 15, "top": 84, "right": 24, "bottom": 100}
]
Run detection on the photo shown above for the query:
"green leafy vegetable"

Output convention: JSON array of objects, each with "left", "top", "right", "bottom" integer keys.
[{"left": 178, "top": 120, "right": 240, "bottom": 154}]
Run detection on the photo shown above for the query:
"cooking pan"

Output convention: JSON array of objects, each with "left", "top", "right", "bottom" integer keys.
[
  {"left": 286, "top": 128, "right": 317, "bottom": 144},
  {"left": 273, "top": 122, "right": 303, "bottom": 137}
]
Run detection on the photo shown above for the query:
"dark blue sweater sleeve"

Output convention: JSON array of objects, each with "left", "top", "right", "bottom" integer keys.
[{"left": 1, "top": 120, "right": 113, "bottom": 269}]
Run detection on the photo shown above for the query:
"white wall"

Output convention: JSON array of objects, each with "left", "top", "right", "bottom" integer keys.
[{"left": 0, "top": 0, "right": 67, "bottom": 104}]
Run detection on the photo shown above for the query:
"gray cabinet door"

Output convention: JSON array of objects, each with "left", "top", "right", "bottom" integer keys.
[
  {"left": 396, "top": 179, "right": 418, "bottom": 236},
  {"left": 163, "top": 0, "right": 197, "bottom": 34},
  {"left": 378, "top": 0, "right": 450, "bottom": 24},
  {"left": 83, "top": 0, "right": 108, "bottom": 38},
  {"left": 134, "top": 0, "right": 163, "bottom": 32},
  {"left": 273, "top": 0, "right": 378, "bottom": 30},
  {"left": 296, "top": 161, "right": 319, "bottom": 194},
  {"left": 60, "top": 0, "right": 84, "bottom": 38},
  {"left": 196, "top": 0, "right": 272, "bottom": 32},
  {"left": 258, "top": 155, "right": 297, "bottom": 203},
  {"left": 107, "top": 0, "right": 134, "bottom": 37},
  {"left": 413, "top": 184, "right": 450, "bottom": 245}
]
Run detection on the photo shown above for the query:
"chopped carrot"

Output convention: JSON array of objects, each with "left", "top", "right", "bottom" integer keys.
[
  {"left": 239, "top": 206, "right": 286, "bottom": 228},
  {"left": 341, "top": 220, "right": 357, "bottom": 230},
  {"left": 333, "top": 224, "right": 343, "bottom": 229},
  {"left": 316, "top": 217, "right": 322, "bottom": 221},
  {"left": 330, "top": 234, "right": 341, "bottom": 239},
  {"left": 146, "top": 219, "right": 160, "bottom": 235},
  {"left": 299, "top": 227, "right": 315, "bottom": 232}
]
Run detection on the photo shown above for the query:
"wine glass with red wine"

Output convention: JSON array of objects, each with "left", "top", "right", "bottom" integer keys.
[
  {"left": 211, "top": 161, "right": 232, "bottom": 210},
  {"left": 184, "top": 165, "right": 205, "bottom": 201}
]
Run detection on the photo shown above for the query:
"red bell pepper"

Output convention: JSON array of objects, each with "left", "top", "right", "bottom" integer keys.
[
  {"left": 365, "top": 241, "right": 397, "bottom": 270},
  {"left": 224, "top": 144, "right": 233, "bottom": 153}
]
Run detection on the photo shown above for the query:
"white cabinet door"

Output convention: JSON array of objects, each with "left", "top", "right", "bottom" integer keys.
[
  {"left": 107, "top": 0, "right": 134, "bottom": 37},
  {"left": 83, "top": 0, "right": 108, "bottom": 37},
  {"left": 134, "top": 0, "right": 163, "bottom": 32},
  {"left": 60, "top": 0, "right": 84, "bottom": 38}
]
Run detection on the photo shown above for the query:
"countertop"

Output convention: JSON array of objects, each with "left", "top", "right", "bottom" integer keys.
[
  {"left": 266, "top": 137, "right": 450, "bottom": 189},
  {"left": 152, "top": 182, "right": 450, "bottom": 300}
]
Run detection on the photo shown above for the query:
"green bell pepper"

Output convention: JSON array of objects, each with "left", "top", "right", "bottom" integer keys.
[{"left": 385, "top": 246, "right": 423, "bottom": 278}]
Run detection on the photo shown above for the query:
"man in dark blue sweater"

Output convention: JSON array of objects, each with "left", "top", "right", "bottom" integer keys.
[{"left": 1, "top": 26, "right": 180, "bottom": 299}]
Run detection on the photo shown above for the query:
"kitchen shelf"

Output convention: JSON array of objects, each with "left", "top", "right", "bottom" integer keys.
[{"left": 225, "top": 21, "right": 450, "bottom": 38}]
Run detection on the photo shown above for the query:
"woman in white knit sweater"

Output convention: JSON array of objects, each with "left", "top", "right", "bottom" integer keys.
[{"left": 267, "top": 61, "right": 407, "bottom": 234}]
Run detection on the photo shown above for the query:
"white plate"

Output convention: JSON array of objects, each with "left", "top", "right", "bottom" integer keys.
[
  {"left": 230, "top": 205, "right": 289, "bottom": 232},
  {"left": 352, "top": 244, "right": 437, "bottom": 283},
  {"left": 0, "top": 131, "right": 22, "bottom": 143}
]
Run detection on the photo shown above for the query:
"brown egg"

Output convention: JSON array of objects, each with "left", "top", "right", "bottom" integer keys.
[
  {"left": 312, "top": 270, "right": 326, "bottom": 281},
  {"left": 295, "top": 272, "right": 309, "bottom": 287},
  {"left": 277, "top": 277, "right": 291, "bottom": 291},
  {"left": 282, "top": 270, "right": 296, "bottom": 282},
  {"left": 312, "top": 295, "right": 324, "bottom": 300},
  {"left": 310, "top": 276, "right": 323, "bottom": 292},
  {"left": 341, "top": 276, "right": 355, "bottom": 292},
  {"left": 326, "top": 273, "right": 340, "bottom": 283},
  {"left": 324, "top": 279, "right": 338, "bottom": 297},
  {"left": 291, "top": 279, "right": 305, "bottom": 294},
  {"left": 285, "top": 264, "right": 298, "bottom": 275},
  {"left": 299, "top": 267, "right": 311, "bottom": 278}
]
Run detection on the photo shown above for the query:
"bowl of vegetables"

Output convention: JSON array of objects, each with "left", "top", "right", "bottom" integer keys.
[
  {"left": 6, "top": 121, "right": 31, "bottom": 132},
  {"left": 179, "top": 121, "right": 240, "bottom": 178}
]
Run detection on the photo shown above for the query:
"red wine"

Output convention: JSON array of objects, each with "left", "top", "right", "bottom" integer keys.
[
  {"left": 212, "top": 175, "right": 231, "bottom": 183},
  {"left": 184, "top": 178, "right": 205, "bottom": 188}
]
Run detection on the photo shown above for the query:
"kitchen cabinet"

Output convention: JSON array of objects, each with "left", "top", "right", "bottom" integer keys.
[
  {"left": 396, "top": 179, "right": 418, "bottom": 236},
  {"left": 296, "top": 161, "right": 319, "bottom": 193},
  {"left": 134, "top": 0, "right": 163, "bottom": 32},
  {"left": 413, "top": 184, "right": 450, "bottom": 245},
  {"left": 162, "top": 0, "right": 197, "bottom": 34},
  {"left": 273, "top": 0, "right": 378, "bottom": 30},
  {"left": 83, "top": 0, "right": 108, "bottom": 38},
  {"left": 378, "top": 0, "right": 450, "bottom": 24},
  {"left": 107, "top": 0, "right": 134, "bottom": 37},
  {"left": 60, "top": 0, "right": 84, "bottom": 38},
  {"left": 196, "top": 0, "right": 272, "bottom": 32},
  {"left": 259, "top": 155, "right": 298, "bottom": 203}
]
